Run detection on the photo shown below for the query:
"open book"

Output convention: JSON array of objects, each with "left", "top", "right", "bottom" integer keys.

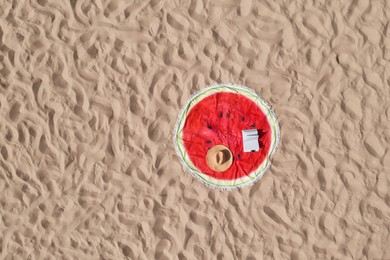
[{"left": 242, "top": 129, "right": 259, "bottom": 152}]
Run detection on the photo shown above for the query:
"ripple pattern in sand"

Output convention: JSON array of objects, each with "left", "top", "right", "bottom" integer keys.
[{"left": 0, "top": 0, "right": 390, "bottom": 259}]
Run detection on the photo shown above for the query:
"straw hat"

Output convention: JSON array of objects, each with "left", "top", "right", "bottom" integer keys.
[{"left": 206, "top": 145, "right": 233, "bottom": 172}]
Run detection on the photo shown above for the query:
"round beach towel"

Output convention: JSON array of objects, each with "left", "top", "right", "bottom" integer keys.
[{"left": 173, "top": 83, "right": 280, "bottom": 189}]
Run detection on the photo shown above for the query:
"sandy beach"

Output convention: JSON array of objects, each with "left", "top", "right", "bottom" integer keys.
[{"left": 0, "top": 0, "right": 390, "bottom": 259}]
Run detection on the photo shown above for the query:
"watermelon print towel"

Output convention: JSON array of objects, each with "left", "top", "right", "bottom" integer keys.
[{"left": 174, "top": 83, "right": 280, "bottom": 189}]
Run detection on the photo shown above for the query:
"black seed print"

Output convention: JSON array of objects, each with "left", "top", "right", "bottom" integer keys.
[
  {"left": 206, "top": 140, "right": 212, "bottom": 144},
  {"left": 237, "top": 154, "right": 241, "bottom": 159},
  {"left": 251, "top": 123, "right": 255, "bottom": 127},
  {"left": 219, "top": 112, "right": 223, "bottom": 118},
  {"left": 242, "top": 116, "right": 245, "bottom": 121},
  {"left": 207, "top": 125, "right": 212, "bottom": 129},
  {"left": 226, "top": 113, "right": 230, "bottom": 118}
]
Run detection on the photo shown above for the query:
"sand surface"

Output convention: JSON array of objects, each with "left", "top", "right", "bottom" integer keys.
[{"left": 0, "top": 0, "right": 390, "bottom": 259}]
